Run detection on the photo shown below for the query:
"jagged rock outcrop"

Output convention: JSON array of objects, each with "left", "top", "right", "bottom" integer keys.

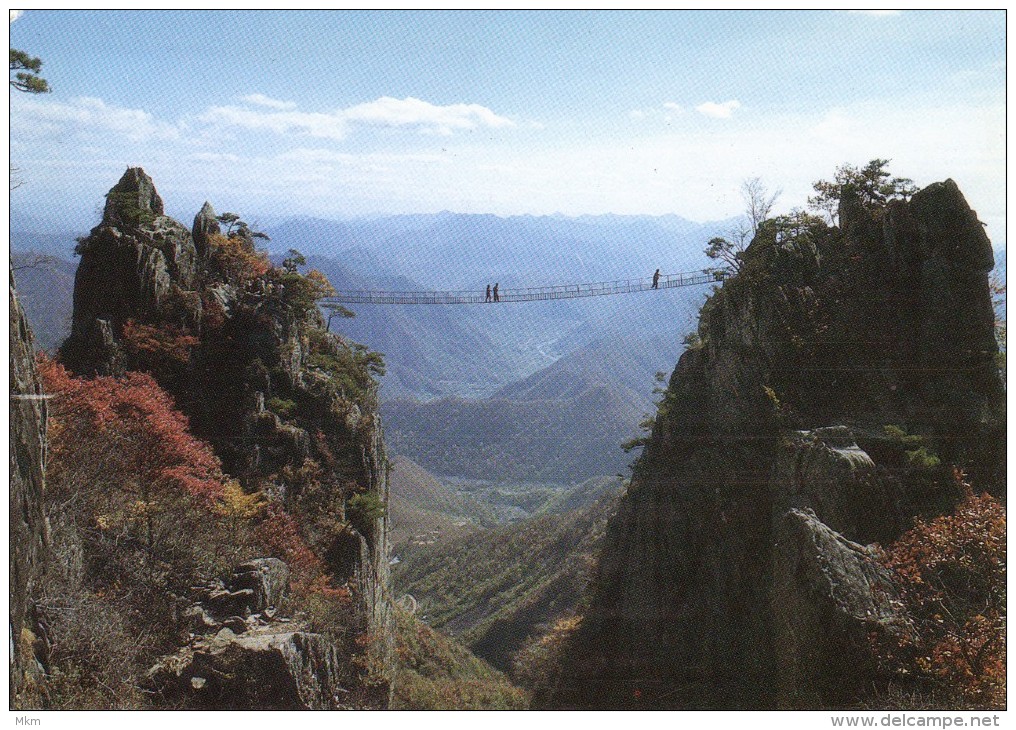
[
  {"left": 9, "top": 265, "right": 50, "bottom": 703},
  {"left": 192, "top": 201, "right": 219, "bottom": 259},
  {"left": 149, "top": 557, "right": 384, "bottom": 710},
  {"left": 64, "top": 168, "right": 199, "bottom": 374},
  {"left": 772, "top": 509, "right": 910, "bottom": 707},
  {"left": 150, "top": 625, "right": 359, "bottom": 710},
  {"left": 60, "top": 168, "right": 395, "bottom": 706},
  {"left": 540, "top": 180, "right": 1004, "bottom": 709}
]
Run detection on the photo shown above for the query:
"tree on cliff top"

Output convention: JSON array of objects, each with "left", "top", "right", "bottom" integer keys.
[
  {"left": 808, "top": 159, "right": 917, "bottom": 225},
  {"left": 10, "top": 48, "right": 49, "bottom": 191},
  {"left": 705, "top": 177, "right": 781, "bottom": 272}
]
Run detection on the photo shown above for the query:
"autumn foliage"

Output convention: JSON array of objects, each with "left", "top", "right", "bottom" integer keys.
[
  {"left": 207, "top": 232, "right": 270, "bottom": 284},
  {"left": 121, "top": 319, "right": 200, "bottom": 386},
  {"left": 39, "top": 354, "right": 224, "bottom": 508},
  {"left": 875, "top": 471, "right": 1006, "bottom": 708}
]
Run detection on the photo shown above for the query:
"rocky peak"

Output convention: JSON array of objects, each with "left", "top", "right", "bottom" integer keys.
[
  {"left": 192, "top": 201, "right": 220, "bottom": 258},
  {"left": 102, "top": 167, "right": 165, "bottom": 226},
  {"left": 61, "top": 170, "right": 395, "bottom": 701},
  {"left": 541, "top": 179, "right": 1004, "bottom": 709},
  {"left": 63, "top": 169, "right": 199, "bottom": 374}
]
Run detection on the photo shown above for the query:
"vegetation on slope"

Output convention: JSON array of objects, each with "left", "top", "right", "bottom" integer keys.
[
  {"left": 871, "top": 471, "right": 1005, "bottom": 709},
  {"left": 388, "top": 455, "right": 495, "bottom": 550},
  {"left": 394, "top": 489, "right": 620, "bottom": 675},
  {"left": 20, "top": 181, "right": 391, "bottom": 707},
  {"left": 392, "top": 609, "right": 527, "bottom": 710}
]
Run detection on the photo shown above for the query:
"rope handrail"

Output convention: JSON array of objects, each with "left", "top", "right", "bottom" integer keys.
[{"left": 322, "top": 268, "right": 729, "bottom": 305}]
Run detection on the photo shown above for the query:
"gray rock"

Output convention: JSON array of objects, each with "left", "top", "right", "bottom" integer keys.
[
  {"left": 774, "top": 426, "right": 902, "bottom": 544},
  {"left": 148, "top": 624, "right": 356, "bottom": 709},
  {"left": 192, "top": 201, "right": 220, "bottom": 258},
  {"left": 62, "top": 168, "right": 200, "bottom": 374},
  {"left": 181, "top": 605, "right": 219, "bottom": 633},
  {"left": 207, "top": 588, "right": 256, "bottom": 618},
  {"left": 539, "top": 179, "right": 1004, "bottom": 710},
  {"left": 9, "top": 266, "right": 50, "bottom": 700},
  {"left": 228, "top": 558, "right": 290, "bottom": 613},
  {"left": 772, "top": 508, "right": 910, "bottom": 707},
  {"left": 221, "top": 616, "right": 248, "bottom": 634}
]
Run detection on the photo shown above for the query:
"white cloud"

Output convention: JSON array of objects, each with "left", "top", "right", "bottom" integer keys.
[
  {"left": 695, "top": 100, "right": 741, "bottom": 119},
  {"left": 11, "top": 95, "right": 180, "bottom": 141},
  {"left": 663, "top": 102, "right": 683, "bottom": 113},
  {"left": 241, "top": 93, "right": 297, "bottom": 110},
  {"left": 10, "top": 10, "right": 24, "bottom": 23},
  {"left": 199, "top": 104, "right": 349, "bottom": 140},
  {"left": 342, "top": 96, "right": 514, "bottom": 135},
  {"left": 198, "top": 96, "right": 513, "bottom": 140},
  {"left": 629, "top": 109, "right": 646, "bottom": 120}
]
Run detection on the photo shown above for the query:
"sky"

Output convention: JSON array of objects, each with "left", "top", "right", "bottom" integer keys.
[{"left": 7, "top": 10, "right": 1007, "bottom": 245}]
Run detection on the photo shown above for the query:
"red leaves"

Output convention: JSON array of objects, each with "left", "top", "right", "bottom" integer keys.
[
  {"left": 254, "top": 504, "right": 329, "bottom": 595},
  {"left": 876, "top": 470, "right": 1006, "bottom": 707},
  {"left": 38, "top": 354, "right": 223, "bottom": 503},
  {"left": 121, "top": 319, "right": 199, "bottom": 366}
]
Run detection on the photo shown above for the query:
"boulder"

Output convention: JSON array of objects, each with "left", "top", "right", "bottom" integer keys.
[
  {"left": 228, "top": 558, "right": 290, "bottom": 613},
  {"left": 774, "top": 426, "right": 903, "bottom": 545},
  {"left": 192, "top": 201, "right": 219, "bottom": 259},
  {"left": 148, "top": 624, "right": 353, "bottom": 709},
  {"left": 772, "top": 508, "right": 909, "bottom": 707}
]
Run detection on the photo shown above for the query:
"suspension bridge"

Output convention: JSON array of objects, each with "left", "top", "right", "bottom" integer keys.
[{"left": 322, "top": 269, "right": 729, "bottom": 306}]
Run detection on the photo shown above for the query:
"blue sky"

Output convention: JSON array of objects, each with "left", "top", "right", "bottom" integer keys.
[{"left": 8, "top": 10, "right": 1006, "bottom": 245}]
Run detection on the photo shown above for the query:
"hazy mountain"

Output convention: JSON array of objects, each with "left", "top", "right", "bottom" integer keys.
[
  {"left": 10, "top": 253, "right": 77, "bottom": 352},
  {"left": 266, "top": 211, "right": 723, "bottom": 291},
  {"left": 388, "top": 455, "right": 497, "bottom": 550},
  {"left": 11, "top": 230, "right": 81, "bottom": 260},
  {"left": 9, "top": 210, "right": 713, "bottom": 411},
  {"left": 382, "top": 332, "right": 684, "bottom": 484}
]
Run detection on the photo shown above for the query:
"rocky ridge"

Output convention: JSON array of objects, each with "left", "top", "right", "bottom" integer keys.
[
  {"left": 9, "top": 266, "right": 50, "bottom": 705},
  {"left": 539, "top": 180, "right": 1004, "bottom": 709},
  {"left": 58, "top": 168, "right": 394, "bottom": 707}
]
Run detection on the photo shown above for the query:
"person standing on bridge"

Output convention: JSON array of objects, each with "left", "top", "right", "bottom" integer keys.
[
  {"left": 486, "top": 284, "right": 492, "bottom": 302},
  {"left": 493, "top": 283, "right": 500, "bottom": 302},
  {"left": 652, "top": 269, "right": 661, "bottom": 289}
]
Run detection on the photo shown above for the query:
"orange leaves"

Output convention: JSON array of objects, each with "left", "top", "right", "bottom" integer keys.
[
  {"left": 875, "top": 470, "right": 1006, "bottom": 707},
  {"left": 304, "top": 269, "right": 336, "bottom": 298},
  {"left": 207, "top": 232, "right": 270, "bottom": 285},
  {"left": 122, "top": 319, "right": 199, "bottom": 366}
]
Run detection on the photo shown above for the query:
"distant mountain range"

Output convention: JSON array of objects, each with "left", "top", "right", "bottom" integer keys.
[
  {"left": 382, "top": 333, "right": 683, "bottom": 483},
  {"left": 10, "top": 253, "right": 77, "bottom": 352},
  {"left": 12, "top": 208, "right": 1006, "bottom": 487}
]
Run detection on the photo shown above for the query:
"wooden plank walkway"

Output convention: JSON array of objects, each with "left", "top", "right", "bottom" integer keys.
[{"left": 322, "top": 269, "right": 728, "bottom": 306}]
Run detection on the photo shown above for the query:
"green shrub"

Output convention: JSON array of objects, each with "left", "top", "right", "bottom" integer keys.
[
  {"left": 267, "top": 397, "right": 297, "bottom": 419},
  {"left": 348, "top": 491, "right": 386, "bottom": 524}
]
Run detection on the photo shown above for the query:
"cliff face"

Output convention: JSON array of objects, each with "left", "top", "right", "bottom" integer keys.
[
  {"left": 542, "top": 180, "right": 1004, "bottom": 709},
  {"left": 60, "top": 168, "right": 394, "bottom": 705},
  {"left": 9, "top": 266, "right": 50, "bottom": 704}
]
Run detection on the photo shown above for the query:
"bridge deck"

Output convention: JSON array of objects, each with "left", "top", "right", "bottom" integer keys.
[{"left": 322, "top": 270, "right": 727, "bottom": 305}]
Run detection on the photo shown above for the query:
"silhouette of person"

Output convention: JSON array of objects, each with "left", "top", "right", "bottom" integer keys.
[
  {"left": 652, "top": 269, "right": 661, "bottom": 289},
  {"left": 493, "top": 282, "right": 500, "bottom": 302},
  {"left": 485, "top": 284, "right": 492, "bottom": 302}
]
